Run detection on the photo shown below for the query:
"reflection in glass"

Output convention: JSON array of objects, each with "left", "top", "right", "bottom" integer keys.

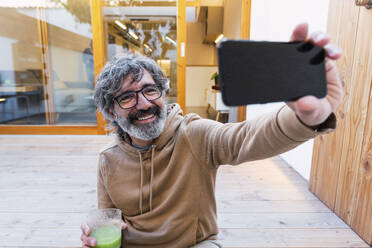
[
  {"left": 45, "top": 1, "right": 96, "bottom": 124},
  {"left": 0, "top": 1, "right": 96, "bottom": 125},
  {"left": 0, "top": 7, "right": 46, "bottom": 124},
  {"left": 102, "top": 1, "right": 177, "bottom": 104}
]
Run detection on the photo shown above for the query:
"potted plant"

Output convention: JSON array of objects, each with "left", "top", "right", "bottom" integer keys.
[{"left": 210, "top": 72, "right": 220, "bottom": 86}]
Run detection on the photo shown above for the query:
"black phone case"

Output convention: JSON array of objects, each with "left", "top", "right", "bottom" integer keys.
[{"left": 217, "top": 40, "right": 327, "bottom": 106}]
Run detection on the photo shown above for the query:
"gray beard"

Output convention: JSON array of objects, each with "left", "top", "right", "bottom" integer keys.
[{"left": 116, "top": 104, "right": 167, "bottom": 141}]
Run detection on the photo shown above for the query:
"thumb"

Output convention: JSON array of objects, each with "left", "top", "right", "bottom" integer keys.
[
  {"left": 121, "top": 221, "right": 128, "bottom": 230},
  {"left": 290, "top": 23, "right": 308, "bottom": 42},
  {"left": 295, "top": 95, "right": 320, "bottom": 112}
]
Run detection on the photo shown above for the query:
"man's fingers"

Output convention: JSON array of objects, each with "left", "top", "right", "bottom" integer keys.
[
  {"left": 324, "top": 44, "right": 342, "bottom": 60},
  {"left": 309, "top": 31, "right": 331, "bottom": 47},
  {"left": 295, "top": 95, "right": 320, "bottom": 112},
  {"left": 81, "top": 223, "right": 91, "bottom": 236},
  {"left": 81, "top": 234, "right": 97, "bottom": 247},
  {"left": 121, "top": 222, "right": 128, "bottom": 229},
  {"left": 290, "top": 23, "right": 308, "bottom": 42}
]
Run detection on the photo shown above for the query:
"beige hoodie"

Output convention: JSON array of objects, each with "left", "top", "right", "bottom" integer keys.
[{"left": 97, "top": 103, "right": 335, "bottom": 247}]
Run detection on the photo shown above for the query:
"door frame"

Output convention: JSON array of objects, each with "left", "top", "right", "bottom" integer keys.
[{"left": 237, "top": 0, "right": 251, "bottom": 122}]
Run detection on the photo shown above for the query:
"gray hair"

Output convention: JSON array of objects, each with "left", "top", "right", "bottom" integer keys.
[{"left": 94, "top": 53, "right": 169, "bottom": 130}]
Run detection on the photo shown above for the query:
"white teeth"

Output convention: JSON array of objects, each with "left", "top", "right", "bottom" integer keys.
[{"left": 138, "top": 114, "right": 154, "bottom": 120}]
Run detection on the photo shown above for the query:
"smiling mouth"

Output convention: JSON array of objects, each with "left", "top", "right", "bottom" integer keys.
[{"left": 137, "top": 114, "right": 155, "bottom": 121}]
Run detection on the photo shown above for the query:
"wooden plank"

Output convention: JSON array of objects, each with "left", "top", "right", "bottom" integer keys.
[
  {"left": 0, "top": 213, "right": 86, "bottom": 229},
  {"left": 217, "top": 179, "right": 308, "bottom": 188},
  {"left": 0, "top": 172, "right": 97, "bottom": 191},
  {"left": 217, "top": 171, "right": 308, "bottom": 182},
  {"left": 0, "top": 228, "right": 81, "bottom": 247},
  {"left": 310, "top": 0, "right": 360, "bottom": 209},
  {"left": 0, "top": 167, "right": 306, "bottom": 191},
  {"left": 217, "top": 213, "right": 348, "bottom": 229},
  {"left": 0, "top": 200, "right": 330, "bottom": 215},
  {"left": 217, "top": 228, "right": 370, "bottom": 247},
  {"left": 215, "top": 189, "right": 318, "bottom": 201},
  {"left": 0, "top": 190, "right": 97, "bottom": 213},
  {"left": 177, "top": 0, "right": 187, "bottom": 113},
  {"left": 217, "top": 200, "right": 332, "bottom": 213},
  {"left": 0, "top": 212, "right": 346, "bottom": 230},
  {"left": 349, "top": 7, "right": 372, "bottom": 245},
  {"left": 0, "top": 155, "right": 99, "bottom": 167},
  {"left": 0, "top": 144, "right": 103, "bottom": 156},
  {"left": 0, "top": 228, "right": 368, "bottom": 248},
  {"left": 0, "top": 178, "right": 96, "bottom": 191},
  {"left": 0, "top": 175, "right": 307, "bottom": 191},
  {"left": 0, "top": 176, "right": 307, "bottom": 192}
]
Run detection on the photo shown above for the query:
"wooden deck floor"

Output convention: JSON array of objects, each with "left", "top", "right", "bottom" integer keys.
[{"left": 0, "top": 135, "right": 369, "bottom": 248}]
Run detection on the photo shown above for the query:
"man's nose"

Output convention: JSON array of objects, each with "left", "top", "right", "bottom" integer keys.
[{"left": 136, "top": 93, "right": 152, "bottom": 109}]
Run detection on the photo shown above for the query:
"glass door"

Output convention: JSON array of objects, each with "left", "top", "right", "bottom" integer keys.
[
  {"left": 0, "top": 0, "right": 97, "bottom": 126},
  {"left": 101, "top": 0, "right": 178, "bottom": 104}
]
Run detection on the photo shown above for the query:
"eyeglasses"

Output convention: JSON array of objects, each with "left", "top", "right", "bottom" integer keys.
[{"left": 114, "top": 85, "right": 162, "bottom": 109}]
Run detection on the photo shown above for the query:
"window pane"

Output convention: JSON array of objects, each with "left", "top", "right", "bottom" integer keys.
[
  {"left": 0, "top": 7, "right": 46, "bottom": 124},
  {"left": 45, "top": 1, "right": 97, "bottom": 124},
  {"left": 0, "top": 1, "right": 97, "bottom": 125},
  {"left": 102, "top": 1, "right": 177, "bottom": 104}
]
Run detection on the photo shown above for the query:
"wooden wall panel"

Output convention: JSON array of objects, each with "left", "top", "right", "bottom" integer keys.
[
  {"left": 311, "top": 0, "right": 372, "bottom": 245},
  {"left": 310, "top": 0, "right": 360, "bottom": 209},
  {"left": 349, "top": 7, "right": 372, "bottom": 244},
  {"left": 334, "top": 5, "right": 372, "bottom": 224}
]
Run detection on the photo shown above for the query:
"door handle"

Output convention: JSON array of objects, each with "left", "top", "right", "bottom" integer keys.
[{"left": 355, "top": 0, "right": 372, "bottom": 9}]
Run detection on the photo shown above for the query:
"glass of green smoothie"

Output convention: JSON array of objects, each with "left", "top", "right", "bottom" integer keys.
[{"left": 87, "top": 208, "right": 122, "bottom": 248}]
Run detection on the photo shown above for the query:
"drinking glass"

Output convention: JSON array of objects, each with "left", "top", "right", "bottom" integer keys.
[{"left": 87, "top": 208, "right": 122, "bottom": 248}]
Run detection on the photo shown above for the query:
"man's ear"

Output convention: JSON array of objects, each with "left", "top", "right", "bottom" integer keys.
[{"left": 108, "top": 109, "right": 117, "bottom": 121}]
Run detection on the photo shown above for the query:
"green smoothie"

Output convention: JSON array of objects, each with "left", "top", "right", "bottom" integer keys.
[{"left": 91, "top": 225, "right": 122, "bottom": 248}]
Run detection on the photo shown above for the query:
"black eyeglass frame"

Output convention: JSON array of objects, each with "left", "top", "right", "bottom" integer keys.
[{"left": 113, "top": 84, "right": 163, "bottom": 109}]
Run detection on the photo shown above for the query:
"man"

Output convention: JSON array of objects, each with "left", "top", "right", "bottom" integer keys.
[{"left": 81, "top": 23, "right": 343, "bottom": 248}]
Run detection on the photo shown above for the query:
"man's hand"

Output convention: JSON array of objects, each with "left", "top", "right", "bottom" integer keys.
[
  {"left": 286, "top": 23, "right": 344, "bottom": 127},
  {"left": 80, "top": 221, "right": 127, "bottom": 248}
]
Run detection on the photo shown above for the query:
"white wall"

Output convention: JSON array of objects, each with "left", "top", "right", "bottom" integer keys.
[
  {"left": 249, "top": 0, "right": 330, "bottom": 180},
  {"left": 0, "top": 37, "right": 15, "bottom": 72},
  {"left": 186, "top": 66, "right": 217, "bottom": 107}
]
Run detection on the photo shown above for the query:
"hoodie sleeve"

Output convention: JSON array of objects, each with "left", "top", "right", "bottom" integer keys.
[
  {"left": 184, "top": 105, "right": 335, "bottom": 169},
  {"left": 97, "top": 154, "right": 115, "bottom": 209}
]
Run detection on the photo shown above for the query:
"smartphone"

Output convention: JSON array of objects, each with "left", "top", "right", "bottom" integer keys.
[{"left": 217, "top": 40, "right": 327, "bottom": 106}]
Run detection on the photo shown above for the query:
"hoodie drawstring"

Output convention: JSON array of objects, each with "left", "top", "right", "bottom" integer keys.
[
  {"left": 149, "top": 145, "right": 155, "bottom": 211},
  {"left": 137, "top": 145, "right": 156, "bottom": 214},
  {"left": 138, "top": 151, "right": 144, "bottom": 215}
]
